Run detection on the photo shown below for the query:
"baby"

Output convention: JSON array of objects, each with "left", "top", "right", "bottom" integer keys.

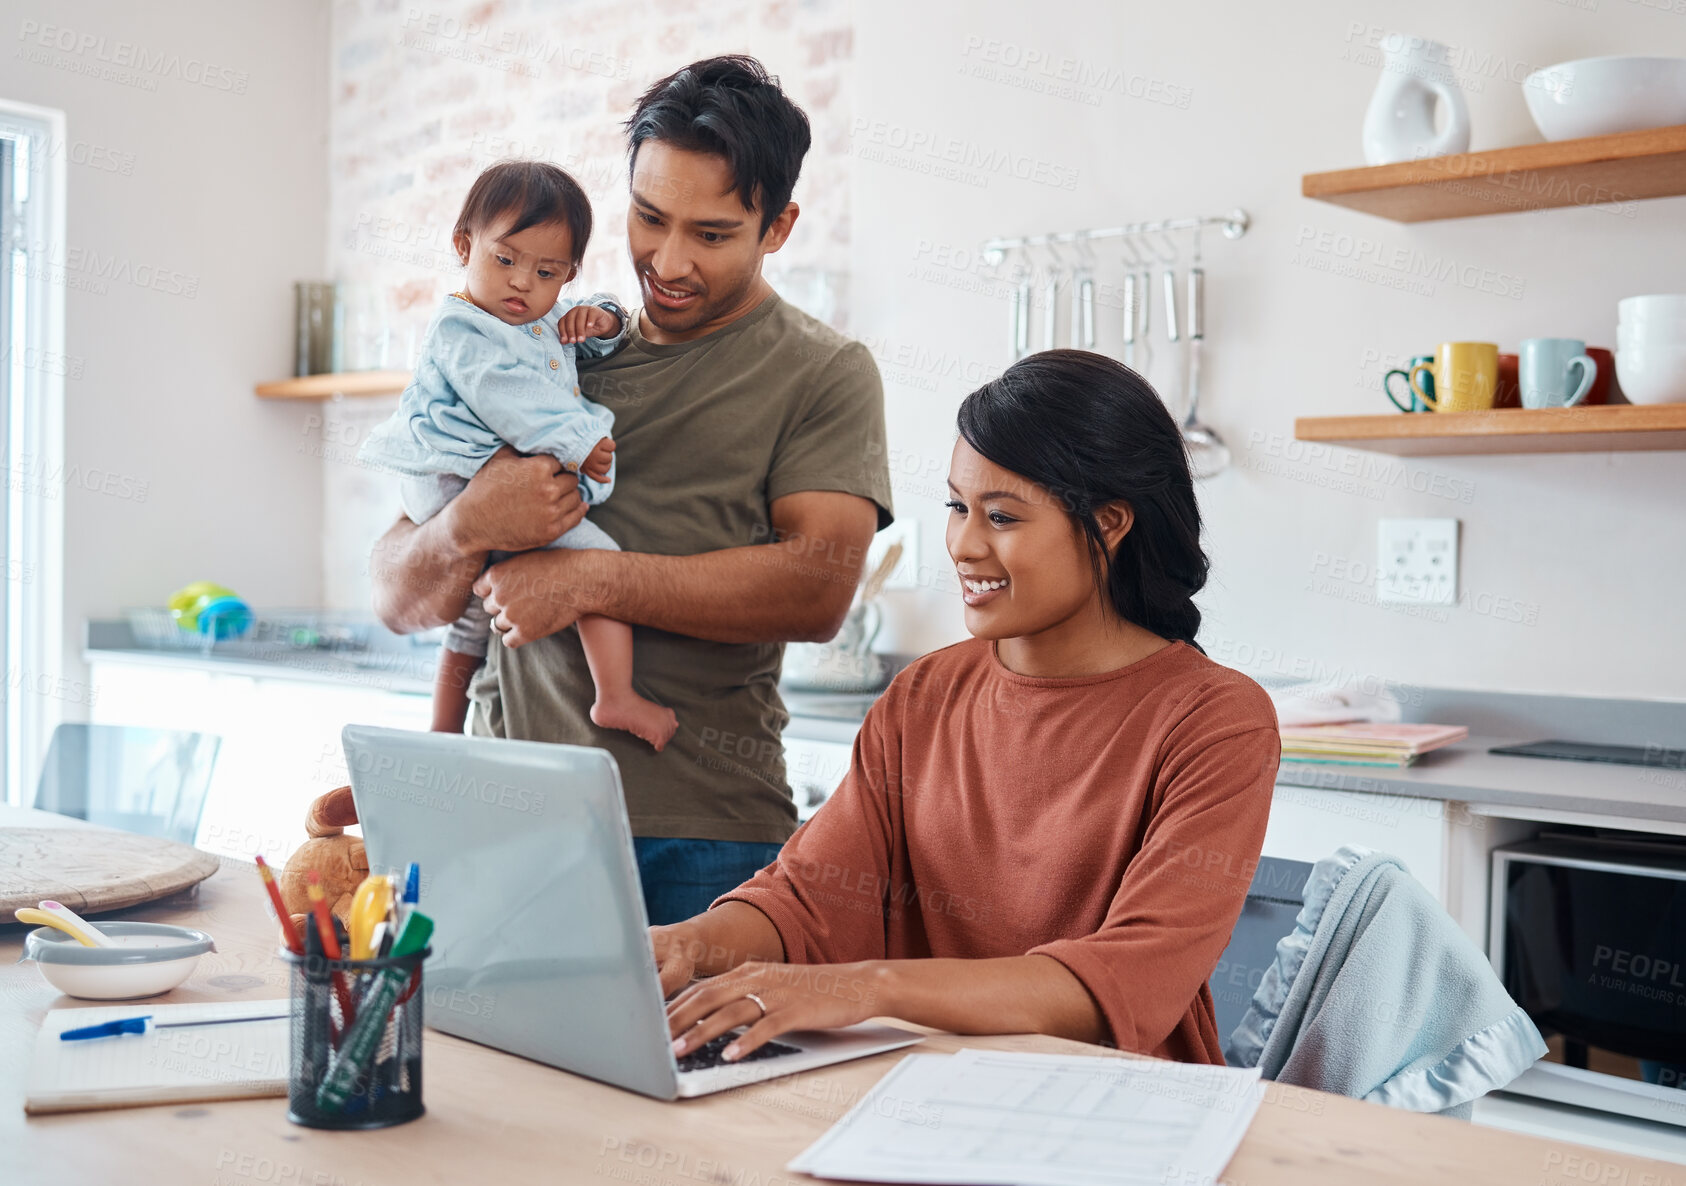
[{"left": 360, "top": 160, "right": 678, "bottom": 751}]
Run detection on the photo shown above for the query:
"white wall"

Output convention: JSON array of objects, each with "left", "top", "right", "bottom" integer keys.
[
  {"left": 854, "top": 0, "right": 1686, "bottom": 699},
  {"left": 3, "top": 1, "right": 329, "bottom": 688}
]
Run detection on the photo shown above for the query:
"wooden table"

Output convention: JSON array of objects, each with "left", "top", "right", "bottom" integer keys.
[{"left": 3, "top": 811, "right": 1678, "bottom": 1186}]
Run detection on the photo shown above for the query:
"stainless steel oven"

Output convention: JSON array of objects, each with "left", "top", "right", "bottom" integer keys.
[{"left": 1490, "top": 837, "right": 1686, "bottom": 1126}]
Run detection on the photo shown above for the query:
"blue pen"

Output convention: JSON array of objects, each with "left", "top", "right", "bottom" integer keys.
[
  {"left": 403, "top": 862, "right": 420, "bottom": 905},
  {"left": 61, "top": 1013, "right": 288, "bottom": 1041}
]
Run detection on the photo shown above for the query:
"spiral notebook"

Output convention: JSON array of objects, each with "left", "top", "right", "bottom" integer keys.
[{"left": 25, "top": 999, "right": 291, "bottom": 1114}]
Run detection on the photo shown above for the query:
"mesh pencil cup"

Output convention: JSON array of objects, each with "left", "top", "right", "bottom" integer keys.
[{"left": 282, "top": 946, "right": 428, "bottom": 1129}]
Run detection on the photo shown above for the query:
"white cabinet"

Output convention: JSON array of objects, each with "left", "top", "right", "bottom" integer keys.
[
  {"left": 86, "top": 656, "right": 430, "bottom": 866},
  {"left": 1260, "top": 783, "right": 1454, "bottom": 905}
]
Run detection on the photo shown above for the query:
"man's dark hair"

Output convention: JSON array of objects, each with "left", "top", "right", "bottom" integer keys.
[
  {"left": 453, "top": 160, "right": 592, "bottom": 264},
  {"left": 624, "top": 55, "right": 811, "bottom": 236}
]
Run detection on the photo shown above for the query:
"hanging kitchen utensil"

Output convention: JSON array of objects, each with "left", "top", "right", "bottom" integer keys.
[
  {"left": 1009, "top": 254, "right": 1031, "bottom": 362},
  {"left": 1181, "top": 264, "right": 1230, "bottom": 479},
  {"left": 1122, "top": 272, "right": 1139, "bottom": 370},
  {"left": 1160, "top": 267, "right": 1183, "bottom": 417},
  {"left": 1070, "top": 238, "right": 1096, "bottom": 350},
  {"left": 1042, "top": 243, "right": 1065, "bottom": 351}
]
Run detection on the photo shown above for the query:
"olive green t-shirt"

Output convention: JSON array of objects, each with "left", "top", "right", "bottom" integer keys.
[{"left": 467, "top": 292, "right": 894, "bottom": 843}]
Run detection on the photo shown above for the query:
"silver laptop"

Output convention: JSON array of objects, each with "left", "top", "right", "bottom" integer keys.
[{"left": 341, "top": 724, "right": 921, "bottom": 1099}]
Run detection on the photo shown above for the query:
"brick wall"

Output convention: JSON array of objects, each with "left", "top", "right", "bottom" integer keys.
[{"left": 321, "top": 0, "right": 855, "bottom": 609}]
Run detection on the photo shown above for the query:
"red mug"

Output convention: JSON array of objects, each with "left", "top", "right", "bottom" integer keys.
[
  {"left": 1494, "top": 353, "right": 1520, "bottom": 409},
  {"left": 1583, "top": 347, "right": 1614, "bottom": 405}
]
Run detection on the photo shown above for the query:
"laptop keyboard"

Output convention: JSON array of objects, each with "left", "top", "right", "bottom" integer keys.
[{"left": 676, "top": 1032, "right": 802, "bottom": 1073}]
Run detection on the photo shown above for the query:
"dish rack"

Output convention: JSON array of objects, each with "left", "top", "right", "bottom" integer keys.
[{"left": 124, "top": 609, "right": 374, "bottom": 654}]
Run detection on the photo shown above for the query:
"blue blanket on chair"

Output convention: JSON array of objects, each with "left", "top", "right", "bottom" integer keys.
[{"left": 1226, "top": 845, "right": 1546, "bottom": 1119}]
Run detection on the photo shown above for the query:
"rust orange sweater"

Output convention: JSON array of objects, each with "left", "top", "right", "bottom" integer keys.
[{"left": 718, "top": 637, "right": 1281, "bottom": 1064}]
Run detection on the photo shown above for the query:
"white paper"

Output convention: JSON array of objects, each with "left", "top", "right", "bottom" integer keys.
[
  {"left": 27, "top": 999, "right": 291, "bottom": 1113},
  {"left": 789, "top": 1048, "right": 1265, "bottom": 1186}
]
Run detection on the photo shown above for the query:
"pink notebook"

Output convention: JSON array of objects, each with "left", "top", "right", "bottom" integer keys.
[{"left": 1278, "top": 723, "right": 1469, "bottom": 755}]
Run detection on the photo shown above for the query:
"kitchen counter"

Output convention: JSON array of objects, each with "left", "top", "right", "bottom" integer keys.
[
  {"left": 86, "top": 617, "right": 439, "bottom": 695},
  {"left": 85, "top": 618, "right": 902, "bottom": 725},
  {"left": 1277, "top": 735, "right": 1686, "bottom": 827},
  {"left": 86, "top": 622, "right": 1686, "bottom": 822}
]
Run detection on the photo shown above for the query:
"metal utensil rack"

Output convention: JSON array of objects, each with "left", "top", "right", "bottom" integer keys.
[
  {"left": 983, "top": 207, "right": 1250, "bottom": 365},
  {"left": 980, "top": 208, "right": 1250, "bottom": 265}
]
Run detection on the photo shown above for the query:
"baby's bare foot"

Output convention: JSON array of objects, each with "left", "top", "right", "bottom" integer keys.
[{"left": 592, "top": 693, "right": 679, "bottom": 752}]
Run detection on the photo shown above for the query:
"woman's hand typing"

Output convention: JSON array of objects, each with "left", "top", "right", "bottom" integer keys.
[{"left": 666, "top": 960, "right": 885, "bottom": 1063}]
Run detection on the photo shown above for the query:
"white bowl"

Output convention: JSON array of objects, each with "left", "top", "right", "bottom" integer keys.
[
  {"left": 1617, "top": 326, "right": 1686, "bottom": 347},
  {"left": 1618, "top": 319, "right": 1686, "bottom": 335},
  {"left": 1619, "top": 294, "right": 1686, "bottom": 320},
  {"left": 1524, "top": 57, "right": 1686, "bottom": 141},
  {"left": 1616, "top": 344, "right": 1686, "bottom": 405},
  {"left": 23, "top": 922, "right": 215, "bottom": 1000}
]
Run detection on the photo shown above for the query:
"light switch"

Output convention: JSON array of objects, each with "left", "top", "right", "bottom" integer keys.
[{"left": 1377, "top": 518, "right": 1458, "bottom": 606}]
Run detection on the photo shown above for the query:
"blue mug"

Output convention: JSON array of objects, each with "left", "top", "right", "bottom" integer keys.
[{"left": 1520, "top": 338, "right": 1596, "bottom": 409}]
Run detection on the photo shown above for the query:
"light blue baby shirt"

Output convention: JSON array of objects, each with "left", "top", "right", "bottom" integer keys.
[{"left": 359, "top": 292, "right": 627, "bottom": 504}]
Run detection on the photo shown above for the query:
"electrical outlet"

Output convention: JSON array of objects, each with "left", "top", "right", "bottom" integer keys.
[
  {"left": 867, "top": 519, "right": 920, "bottom": 591},
  {"left": 1377, "top": 518, "right": 1459, "bottom": 606}
]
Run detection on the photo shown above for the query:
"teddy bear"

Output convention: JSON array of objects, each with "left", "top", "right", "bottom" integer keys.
[{"left": 278, "top": 785, "right": 367, "bottom": 938}]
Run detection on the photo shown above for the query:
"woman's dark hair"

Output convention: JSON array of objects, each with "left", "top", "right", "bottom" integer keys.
[
  {"left": 956, "top": 349, "right": 1209, "bottom": 650},
  {"left": 623, "top": 55, "right": 811, "bottom": 236},
  {"left": 453, "top": 160, "right": 592, "bottom": 264}
]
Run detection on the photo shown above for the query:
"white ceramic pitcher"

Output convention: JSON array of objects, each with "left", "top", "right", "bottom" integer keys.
[{"left": 1361, "top": 33, "right": 1470, "bottom": 166}]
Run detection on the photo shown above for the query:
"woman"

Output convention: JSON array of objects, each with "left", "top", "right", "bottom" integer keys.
[{"left": 652, "top": 349, "right": 1280, "bottom": 1066}]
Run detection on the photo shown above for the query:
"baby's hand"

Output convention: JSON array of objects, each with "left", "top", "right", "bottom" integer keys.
[
  {"left": 581, "top": 437, "right": 615, "bottom": 482},
  {"left": 558, "top": 304, "right": 622, "bottom": 344}
]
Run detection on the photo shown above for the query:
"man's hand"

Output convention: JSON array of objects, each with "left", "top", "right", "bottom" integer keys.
[
  {"left": 472, "top": 548, "right": 596, "bottom": 648},
  {"left": 666, "top": 960, "right": 884, "bottom": 1062},
  {"left": 581, "top": 436, "right": 614, "bottom": 483},
  {"left": 450, "top": 446, "right": 585, "bottom": 555},
  {"left": 557, "top": 304, "right": 622, "bottom": 344}
]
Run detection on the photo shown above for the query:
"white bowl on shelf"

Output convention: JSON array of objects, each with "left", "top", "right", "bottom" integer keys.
[
  {"left": 1618, "top": 330, "right": 1686, "bottom": 351},
  {"left": 1617, "top": 324, "right": 1686, "bottom": 349},
  {"left": 1616, "top": 344, "right": 1686, "bottom": 404},
  {"left": 1619, "top": 294, "right": 1686, "bottom": 321},
  {"left": 1524, "top": 57, "right": 1686, "bottom": 141},
  {"left": 1618, "top": 318, "right": 1686, "bottom": 335}
]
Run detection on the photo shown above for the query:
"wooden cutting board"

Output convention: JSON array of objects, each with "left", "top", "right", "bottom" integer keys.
[{"left": 0, "top": 827, "right": 221, "bottom": 915}]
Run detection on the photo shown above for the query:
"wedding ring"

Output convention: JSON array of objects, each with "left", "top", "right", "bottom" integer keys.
[{"left": 744, "top": 991, "right": 768, "bottom": 1018}]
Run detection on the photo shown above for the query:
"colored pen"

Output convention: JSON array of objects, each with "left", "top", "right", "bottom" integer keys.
[
  {"left": 61, "top": 1013, "right": 289, "bottom": 1041},
  {"left": 316, "top": 909, "right": 433, "bottom": 1112},
  {"left": 254, "top": 856, "right": 304, "bottom": 955},
  {"left": 306, "top": 873, "right": 356, "bottom": 1029}
]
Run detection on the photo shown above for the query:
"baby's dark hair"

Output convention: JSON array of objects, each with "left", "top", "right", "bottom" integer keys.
[{"left": 453, "top": 161, "right": 593, "bottom": 264}]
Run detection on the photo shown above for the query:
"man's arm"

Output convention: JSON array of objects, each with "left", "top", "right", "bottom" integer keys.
[
  {"left": 370, "top": 447, "right": 587, "bottom": 634},
  {"left": 473, "top": 489, "right": 879, "bottom": 647}
]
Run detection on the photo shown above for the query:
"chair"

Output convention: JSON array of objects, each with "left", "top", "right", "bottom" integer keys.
[
  {"left": 32, "top": 724, "right": 221, "bottom": 847},
  {"left": 1211, "top": 856, "right": 1314, "bottom": 1059},
  {"left": 1221, "top": 845, "right": 1546, "bottom": 1119}
]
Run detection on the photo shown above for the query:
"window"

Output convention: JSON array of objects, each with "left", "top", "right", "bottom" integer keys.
[{"left": 0, "top": 101, "right": 66, "bottom": 806}]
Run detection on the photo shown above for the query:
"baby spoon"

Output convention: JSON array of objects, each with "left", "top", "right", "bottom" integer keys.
[{"left": 29, "top": 900, "right": 118, "bottom": 947}]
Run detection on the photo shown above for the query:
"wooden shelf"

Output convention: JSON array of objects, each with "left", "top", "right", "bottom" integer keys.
[
  {"left": 254, "top": 371, "right": 411, "bottom": 399},
  {"left": 1295, "top": 404, "right": 1686, "bottom": 456},
  {"left": 1302, "top": 123, "right": 1686, "bottom": 222}
]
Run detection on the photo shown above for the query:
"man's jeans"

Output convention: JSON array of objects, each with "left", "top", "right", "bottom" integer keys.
[{"left": 633, "top": 837, "right": 785, "bottom": 927}]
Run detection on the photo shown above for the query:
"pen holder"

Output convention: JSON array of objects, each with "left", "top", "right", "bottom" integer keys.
[{"left": 282, "top": 946, "right": 428, "bottom": 1129}]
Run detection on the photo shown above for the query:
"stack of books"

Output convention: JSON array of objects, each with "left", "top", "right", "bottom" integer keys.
[{"left": 1278, "top": 723, "right": 1469, "bottom": 768}]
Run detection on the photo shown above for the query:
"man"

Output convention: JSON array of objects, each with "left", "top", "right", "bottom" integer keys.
[{"left": 371, "top": 55, "right": 893, "bottom": 924}]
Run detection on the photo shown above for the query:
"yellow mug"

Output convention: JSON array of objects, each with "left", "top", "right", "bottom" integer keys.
[{"left": 1409, "top": 342, "right": 1499, "bottom": 412}]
